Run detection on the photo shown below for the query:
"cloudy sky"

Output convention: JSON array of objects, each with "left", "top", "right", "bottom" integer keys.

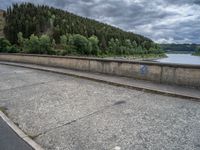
[{"left": 1, "top": 0, "right": 200, "bottom": 44}]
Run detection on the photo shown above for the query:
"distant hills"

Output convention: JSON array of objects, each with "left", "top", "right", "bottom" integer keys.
[{"left": 160, "top": 44, "right": 200, "bottom": 53}]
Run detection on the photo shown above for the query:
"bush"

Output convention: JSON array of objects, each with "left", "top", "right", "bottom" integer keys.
[
  {"left": 69, "top": 34, "right": 91, "bottom": 55},
  {"left": 0, "top": 38, "right": 18, "bottom": 53},
  {"left": 0, "top": 38, "right": 11, "bottom": 52},
  {"left": 24, "top": 34, "right": 40, "bottom": 54},
  {"left": 39, "top": 35, "right": 54, "bottom": 54},
  {"left": 7, "top": 46, "right": 19, "bottom": 53},
  {"left": 58, "top": 46, "right": 75, "bottom": 56},
  {"left": 59, "top": 34, "right": 100, "bottom": 56},
  {"left": 18, "top": 33, "right": 55, "bottom": 54},
  {"left": 88, "top": 35, "right": 99, "bottom": 55}
]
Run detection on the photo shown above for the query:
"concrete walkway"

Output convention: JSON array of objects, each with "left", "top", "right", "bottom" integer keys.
[
  {"left": 0, "top": 61, "right": 199, "bottom": 100},
  {"left": 0, "top": 63, "right": 200, "bottom": 150},
  {"left": 0, "top": 116, "right": 33, "bottom": 150}
]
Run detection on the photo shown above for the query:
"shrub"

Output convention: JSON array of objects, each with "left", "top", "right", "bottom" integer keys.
[
  {"left": 6, "top": 45, "right": 19, "bottom": 53},
  {"left": 39, "top": 35, "right": 54, "bottom": 54},
  {"left": 0, "top": 38, "right": 11, "bottom": 52},
  {"left": 24, "top": 34, "right": 40, "bottom": 54},
  {"left": 88, "top": 35, "right": 99, "bottom": 55},
  {"left": 19, "top": 33, "right": 55, "bottom": 54},
  {"left": 69, "top": 34, "right": 91, "bottom": 55},
  {"left": 0, "top": 38, "right": 19, "bottom": 53}
]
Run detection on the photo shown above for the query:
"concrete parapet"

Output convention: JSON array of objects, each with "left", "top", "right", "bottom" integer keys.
[{"left": 0, "top": 53, "right": 199, "bottom": 88}]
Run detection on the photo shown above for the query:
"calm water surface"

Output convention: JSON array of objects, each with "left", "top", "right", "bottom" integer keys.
[{"left": 156, "top": 54, "right": 200, "bottom": 65}]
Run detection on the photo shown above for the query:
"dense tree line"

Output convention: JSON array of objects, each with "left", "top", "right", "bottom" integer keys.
[
  {"left": 58, "top": 33, "right": 163, "bottom": 55},
  {"left": 59, "top": 34, "right": 100, "bottom": 55},
  {"left": 17, "top": 32, "right": 55, "bottom": 54},
  {"left": 3, "top": 3, "right": 162, "bottom": 55},
  {"left": 160, "top": 44, "right": 200, "bottom": 52}
]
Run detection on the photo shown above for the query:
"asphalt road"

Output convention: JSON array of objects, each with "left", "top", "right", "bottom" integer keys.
[
  {"left": 0, "top": 64, "right": 200, "bottom": 150},
  {"left": 0, "top": 117, "right": 33, "bottom": 150}
]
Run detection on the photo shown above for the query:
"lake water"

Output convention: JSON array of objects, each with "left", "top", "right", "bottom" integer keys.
[{"left": 156, "top": 54, "right": 200, "bottom": 65}]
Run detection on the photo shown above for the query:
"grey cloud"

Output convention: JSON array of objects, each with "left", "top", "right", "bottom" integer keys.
[{"left": 0, "top": 0, "right": 200, "bottom": 44}]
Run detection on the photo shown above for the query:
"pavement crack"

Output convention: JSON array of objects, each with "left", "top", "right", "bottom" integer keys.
[
  {"left": 0, "top": 79, "right": 63, "bottom": 93},
  {"left": 34, "top": 101, "right": 127, "bottom": 139}
]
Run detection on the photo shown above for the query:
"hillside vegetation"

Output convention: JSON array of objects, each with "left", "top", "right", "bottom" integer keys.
[
  {"left": 160, "top": 44, "right": 199, "bottom": 53},
  {"left": 2, "top": 3, "right": 163, "bottom": 56}
]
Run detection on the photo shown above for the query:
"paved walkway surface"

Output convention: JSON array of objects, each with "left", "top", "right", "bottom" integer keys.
[
  {"left": 0, "top": 116, "right": 33, "bottom": 150},
  {"left": 0, "top": 63, "right": 200, "bottom": 150},
  {"left": 0, "top": 61, "right": 199, "bottom": 100}
]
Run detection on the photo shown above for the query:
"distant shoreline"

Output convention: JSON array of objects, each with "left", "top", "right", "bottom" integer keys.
[{"left": 102, "top": 54, "right": 166, "bottom": 61}]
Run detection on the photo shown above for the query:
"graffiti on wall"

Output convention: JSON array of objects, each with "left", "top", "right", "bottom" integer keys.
[{"left": 140, "top": 65, "right": 148, "bottom": 75}]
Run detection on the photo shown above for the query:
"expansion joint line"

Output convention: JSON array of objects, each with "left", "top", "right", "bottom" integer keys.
[{"left": 33, "top": 100, "right": 127, "bottom": 139}]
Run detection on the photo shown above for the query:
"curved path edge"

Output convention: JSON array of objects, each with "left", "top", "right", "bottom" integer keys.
[
  {"left": 0, "top": 61, "right": 199, "bottom": 101},
  {"left": 0, "top": 110, "right": 44, "bottom": 150}
]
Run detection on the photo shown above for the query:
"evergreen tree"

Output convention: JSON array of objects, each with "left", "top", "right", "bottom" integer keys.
[
  {"left": 3, "top": 3, "right": 163, "bottom": 56},
  {"left": 88, "top": 35, "right": 99, "bottom": 55}
]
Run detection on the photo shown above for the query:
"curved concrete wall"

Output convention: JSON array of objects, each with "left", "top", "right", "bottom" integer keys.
[{"left": 0, "top": 53, "right": 200, "bottom": 88}]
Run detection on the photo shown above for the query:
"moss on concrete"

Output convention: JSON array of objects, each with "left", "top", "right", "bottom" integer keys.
[{"left": 0, "top": 106, "right": 8, "bottom": 115}]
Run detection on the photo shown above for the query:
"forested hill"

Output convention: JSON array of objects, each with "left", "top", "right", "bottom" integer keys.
[
  {"left": 160, "top": 44, "right": 200, "bottom": 53},
  {"left": 4, "top": 3, "right": 156, "bottom": 50}
]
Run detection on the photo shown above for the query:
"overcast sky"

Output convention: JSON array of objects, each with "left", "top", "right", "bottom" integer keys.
[{"left": 1, "top": 0, "right": 200, "bottom": 44}]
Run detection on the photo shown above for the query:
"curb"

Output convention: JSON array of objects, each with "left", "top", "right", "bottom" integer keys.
[
  {"left": 0, "top": 62, "right": 200, "bottom": 101},
  {"left": 0, "top": 111, "right": 44, "bottom": 150}
]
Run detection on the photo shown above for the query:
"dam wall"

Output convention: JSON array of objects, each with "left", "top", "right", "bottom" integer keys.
[{"left": 0, "top": 53, "right": 199, "bottom": 88}]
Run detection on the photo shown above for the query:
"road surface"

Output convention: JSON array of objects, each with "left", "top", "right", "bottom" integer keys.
[{"left": 0, "top": 64, "right": 200, "bottom": 150}]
